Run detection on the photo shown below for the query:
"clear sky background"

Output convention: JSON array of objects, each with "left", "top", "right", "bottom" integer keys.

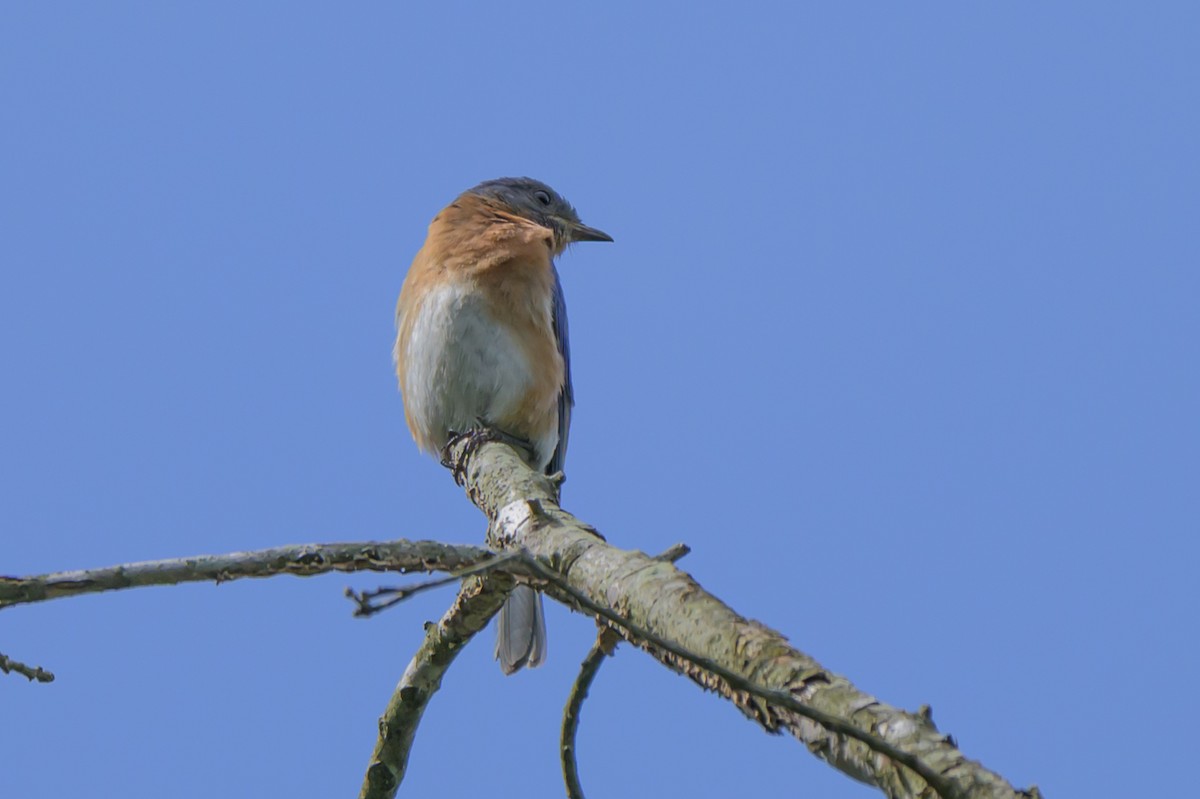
[{"left": 2, "top": 4, "right": 1196, "bottom": 798}]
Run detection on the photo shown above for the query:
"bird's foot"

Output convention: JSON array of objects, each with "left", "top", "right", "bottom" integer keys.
[
  {"left": 475, "top": 418, "right": 537, "bottom": 462},
  {"left": 440, "top": 421, "right": 537, "bottom": 482}
]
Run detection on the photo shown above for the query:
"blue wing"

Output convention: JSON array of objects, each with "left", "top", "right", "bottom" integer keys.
[{"left": 548, "top": 263, "right": 573, "bottom": 476}]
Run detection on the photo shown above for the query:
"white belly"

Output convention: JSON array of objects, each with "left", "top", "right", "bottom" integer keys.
[{"left": 402, "top": 281, "right": 543, "bottom": 455}]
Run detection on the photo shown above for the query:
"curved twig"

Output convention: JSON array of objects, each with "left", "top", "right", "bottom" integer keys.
[{"left": 560, "top": 628, "right": 620, "bottom": 799}]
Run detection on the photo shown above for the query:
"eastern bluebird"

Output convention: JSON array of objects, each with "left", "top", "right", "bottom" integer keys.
[{"left": 393, "top": 177, "right": 611, "bottom": 674}]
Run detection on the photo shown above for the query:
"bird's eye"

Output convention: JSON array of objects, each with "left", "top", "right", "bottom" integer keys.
[{"left": 534, "top": 190, "right": 552, "bottom": 206}]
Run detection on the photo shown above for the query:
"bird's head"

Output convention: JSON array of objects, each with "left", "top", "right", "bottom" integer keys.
[{"left": 466, "top": 177, "right": 612, "bottom": 253}]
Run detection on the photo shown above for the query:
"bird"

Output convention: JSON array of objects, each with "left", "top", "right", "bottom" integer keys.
[{"left": 393, "top": 177, "right": 611, "bottom": 674}]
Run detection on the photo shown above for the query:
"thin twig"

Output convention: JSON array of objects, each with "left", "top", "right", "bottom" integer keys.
[
  {"left": 358, "top": 574, "right": 512, "bottom": 799},
  {"left": 0, "top": 540, "right": 493, "bottom": 610},
  {"left": 561, "top": 627, "right": 620, "bottom": 799},
  {"left": 0, "top": 651, "right": 55, "bottom": 683},
  {"left": 345, "top": 551, "right": 523, "bottom": 618}
]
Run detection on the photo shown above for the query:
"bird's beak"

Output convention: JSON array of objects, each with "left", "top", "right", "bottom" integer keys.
[{"left": 568, "top": 222, "right": 613, "bottom": 243}]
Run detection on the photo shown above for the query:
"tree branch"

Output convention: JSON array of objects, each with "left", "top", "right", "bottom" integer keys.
[
  {"left": 358, "top": 574, "right": 512, "bottom": 799},
  {"left": 528, "top": 555, "right": 957, "bottom": 796},
  {"left": 446, "top": 437, "right": 1041, "bottom": 799},
  {"left": 0, "top": 443, "right": 1040, "bottom": 799},
  {"left": 0, "top": 540, "right": 493, "bottom": 610},
  {"left": 0, "top": 650, "right": 55, "bottom": 683}
]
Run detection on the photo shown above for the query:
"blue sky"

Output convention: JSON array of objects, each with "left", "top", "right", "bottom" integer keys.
[{"left": 2, "top": 4, "right": 1197, "bottom": 797}]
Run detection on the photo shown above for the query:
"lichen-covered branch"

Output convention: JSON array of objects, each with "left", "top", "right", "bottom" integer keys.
[
  {"left": 0, "top": 650, "right": 55, "bottom": 683},
  {"left": 358, "top": 574, "right": 511, "bottom": 799},
  {"left": 445, "top": 437, "right": 1040, "bottom": 799},
  {"left": 1, "top": 445, "right": 1039, "bottom": 799},
  {"left": 0, "top": 540, "right": 493, "bottom": 610}
]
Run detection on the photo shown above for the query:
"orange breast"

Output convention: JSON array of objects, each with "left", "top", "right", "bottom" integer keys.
[{"left": 394, "top": 194, "right": 565, "bottom": 467}]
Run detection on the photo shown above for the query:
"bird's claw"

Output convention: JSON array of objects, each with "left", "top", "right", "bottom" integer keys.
[
  {"left": 440, "top": 422, "right": 537, "bottom": 483},
  {"left": 473, "top": 418, "right": 537, "bottom": 462}
]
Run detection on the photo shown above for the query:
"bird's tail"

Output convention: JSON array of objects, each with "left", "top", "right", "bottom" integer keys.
[{"left": 495, "top": 585, "right": 547, "bottom": 674}]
